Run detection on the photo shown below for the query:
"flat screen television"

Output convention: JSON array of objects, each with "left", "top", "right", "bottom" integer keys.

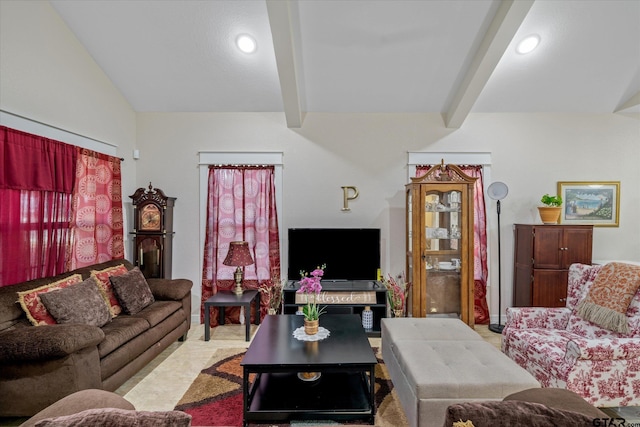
[{"left": 287, "top": 228, "right": 380, "bottom": 281}]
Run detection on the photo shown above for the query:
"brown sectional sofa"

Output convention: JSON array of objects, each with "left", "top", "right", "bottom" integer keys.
[{"left": 0, "top": 259, "right": 192, "bottom": 417}]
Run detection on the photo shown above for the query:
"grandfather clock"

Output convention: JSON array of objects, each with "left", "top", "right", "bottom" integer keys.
[{"left": 130, "top": 183, "right": 176, "bottom": 279}]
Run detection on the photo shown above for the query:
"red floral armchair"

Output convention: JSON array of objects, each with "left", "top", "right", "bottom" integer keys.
[{"left": 503, "top": 263, "right": 640, "bottom": 407}]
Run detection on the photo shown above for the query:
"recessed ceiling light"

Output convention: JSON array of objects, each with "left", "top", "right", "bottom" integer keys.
[
  {"left": 516, "top": 34, "right": 540, "bottom": 54},
  {"left": 236, "top": 34, "right": 257, "bottom": 54}
]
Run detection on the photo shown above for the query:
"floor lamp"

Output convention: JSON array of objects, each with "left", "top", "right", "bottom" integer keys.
[{"left": 488, "top": 182, "right": 509, "bottom": 334}]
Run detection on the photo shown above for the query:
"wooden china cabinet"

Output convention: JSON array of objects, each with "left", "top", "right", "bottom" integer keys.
[
  {"left": 130, "top": 184, "right": 176, "bottom": 279},
  {"left": 406, "top": 162, "right": 477, "bottom": 326},
  {"left": 513, "top": 224, "right": 593, "bottom": 307}
]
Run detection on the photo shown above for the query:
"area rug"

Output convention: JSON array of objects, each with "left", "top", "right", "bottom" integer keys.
[{"left": 174, "top": 347, "right": 408, "bottom": 427}]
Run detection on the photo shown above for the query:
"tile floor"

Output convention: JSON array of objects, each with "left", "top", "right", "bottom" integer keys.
[{"left": 0, "top": 322, "right": 502, "bottom": 426}]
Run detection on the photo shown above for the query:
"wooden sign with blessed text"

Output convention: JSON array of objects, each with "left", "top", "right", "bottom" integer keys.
[{"left": 295, "top": 291, "right": 377, "bottom": 305}]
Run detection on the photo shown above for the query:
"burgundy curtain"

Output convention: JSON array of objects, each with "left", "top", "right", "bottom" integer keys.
[
  {"left": 69, "top": 149, "right": 125, "bottom": 269},
  {"left": 416, "top": 165, "right": 490, "bottom": 324},
  {"left": 1, "top": 126, "right": 77, "bottom": 286},
  {"left": 201, "top": 166, "right": 281, "bottom": 327}
]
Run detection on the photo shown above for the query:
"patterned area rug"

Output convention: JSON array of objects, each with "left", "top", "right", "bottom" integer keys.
[{"left": 174, "top": 347, "right": 408, "bottom": 427}]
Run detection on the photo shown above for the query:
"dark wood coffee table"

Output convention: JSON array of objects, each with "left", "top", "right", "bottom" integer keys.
[{"left": 241, "top": 314, "right": 377, "bottom": 426}]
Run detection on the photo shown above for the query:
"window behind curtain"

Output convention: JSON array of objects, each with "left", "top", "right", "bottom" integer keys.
[
  {"left": 0, "top": 126, "right": 123, "bottom": 287},
  {"left": 201, "top": 166, "right": 280, "bottom": 326},
  {"left": 1, "top": 126, "right": 76, "bottom": 286}
]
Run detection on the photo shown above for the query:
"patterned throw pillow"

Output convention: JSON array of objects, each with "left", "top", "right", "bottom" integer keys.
[
  {"left": 40, "top": 276, "right": 112, "bottom": 328},
  {"left": 17, "top": 274, "right": 83, "bottom": 326},
  {"left": 91, "top": 264, "right": 129, "bottom": 317},
  {"left": 576, "top": 262, "right": 640, "bottom": 333},
  {"left": 110, "top": 267, "right": 155, "bottom": 315}
]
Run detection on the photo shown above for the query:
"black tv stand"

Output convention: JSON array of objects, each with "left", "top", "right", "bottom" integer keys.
[{"left": 283, "top": 280, "right": 387, "bottom": 337}]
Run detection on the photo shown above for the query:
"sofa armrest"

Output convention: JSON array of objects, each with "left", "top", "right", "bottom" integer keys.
[
  {"left": 505, "top": 307, "right": 571, "bottom": 330},
  {"left": 566, "top": 337, "right": 640, "bottom": 362},
  {"left": 0, "top": 324, "right": 104, "bottom": 363},
  {"left": 147, "top": 278, "right": 192, "bottom": 301}
]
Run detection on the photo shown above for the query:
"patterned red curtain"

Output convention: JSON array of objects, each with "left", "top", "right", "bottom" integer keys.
[
  {"left": 201, "top": 166, "right": 281, "bottom": 327},
  {"left": 68, "top": 148, "right": 125, "bottom": 269},
  {"left": 416, "top": 165, "right": 490, "bottom": 324},
  {"left": 0, "top": 126, "right": 77, "bottom": 286}
]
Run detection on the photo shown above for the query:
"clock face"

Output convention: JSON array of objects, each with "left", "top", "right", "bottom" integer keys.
[{"left": 140, "top": 204, "right": 161, "bottom": 231}]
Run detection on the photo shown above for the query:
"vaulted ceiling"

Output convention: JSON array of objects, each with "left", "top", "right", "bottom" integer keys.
[{"left": 50, "top": 0, "right": 640, "bottom": 128}]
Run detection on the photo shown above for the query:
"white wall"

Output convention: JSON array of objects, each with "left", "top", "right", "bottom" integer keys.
[
  {"left": 0, "top": 0, "right": 137, "bottom": 205},
  {"left": 136, "top": 112, "right": 640, "bottom": 323},
  {"left": 2, "top": 1, "right": 639, "bottom": 325}
]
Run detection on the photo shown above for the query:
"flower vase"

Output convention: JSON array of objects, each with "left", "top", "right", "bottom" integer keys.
[
  {"left": 304, "top": 319, "right": 319, "bottom": 335},
  {"left": 393, "top": 309, "right": 404, "bottom": 318},
  {"left": 361, "top": 306, "right": 373, "bottom": 329}
]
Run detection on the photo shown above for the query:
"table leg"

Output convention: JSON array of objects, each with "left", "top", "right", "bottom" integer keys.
[
  {"left": 204, "top": 304, "right": 210, "bottom": 342},
  {"left": 218, "top": 306, "right": 225, "bottom": 325},
  {"left": 369, "top": 364, "right": 376, "bottom": 423},
  {"left": 255, "top": 292, "right": 261, "bottom": 325},
  {"left": 243, "top": 367, "right": 249, "bottom": 427},
  {"left": 245, "top": 303, "right": 250, "bottom": 341}
]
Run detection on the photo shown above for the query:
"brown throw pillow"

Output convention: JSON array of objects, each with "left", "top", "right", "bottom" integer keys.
[
  {"left": 34, "top": 408, "right": 191, "bottom": 427},
  {"left": 39, "top": 276, "right": 112, "bottom": 327},
  {"left": 110, "top": 267, "right": 155, "bottom": 315},
  {"left": 444, "top": 401, "right": 594, "bottom": 427}
]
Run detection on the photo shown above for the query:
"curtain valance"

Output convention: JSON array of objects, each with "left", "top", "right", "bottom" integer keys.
[{"left": 0, "top": 126, "right": 77, "bottom": 193}]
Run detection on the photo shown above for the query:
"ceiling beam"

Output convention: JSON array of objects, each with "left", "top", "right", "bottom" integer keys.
[
  {"left": 443, "top": 0, "right": 534, "bottom": 129},
  {"left": 614, "top": 91, "right": 640, "bottom": 113},
  {"left": 266, "top": 0, "right": 304, "bottom": 128}
]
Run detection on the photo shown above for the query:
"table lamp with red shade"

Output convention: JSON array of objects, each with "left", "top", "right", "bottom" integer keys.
[{"left": 223, "top": 241, "right": 254, "bottom": 295}]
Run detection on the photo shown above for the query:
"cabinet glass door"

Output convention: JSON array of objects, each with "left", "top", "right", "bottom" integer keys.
[
  {"left": 424, "top": 189, "right": 462, "bottom": 317},
  {"left": 137, "top": 237, "right": 162, "bottom": 278}
]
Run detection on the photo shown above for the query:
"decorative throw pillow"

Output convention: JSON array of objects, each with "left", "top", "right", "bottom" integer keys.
[
  {"left": 39, "top": 276, "right": 112, "bottom": 327},
  {"left": 91, "top": 264, "right": 129, "bottom": 317},
  {"left": 576, "top": 262, "right": 640, "bottom": 333},
  {"left": 34, "top": 408, "right": 191, "bottom": 427},
  {"left": 110, "top": 267, "right": 155, "bottom": 315},
  {"left": 17, "top": 274, "right": 83, "bottom": 326}
]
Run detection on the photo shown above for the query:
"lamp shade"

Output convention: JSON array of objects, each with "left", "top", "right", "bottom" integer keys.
[
  {"left": 223, "top": 241, "right": 254, "bottom": 267},
  {"left": 487, "top": 182, "right": 509, "bottom": 200}
]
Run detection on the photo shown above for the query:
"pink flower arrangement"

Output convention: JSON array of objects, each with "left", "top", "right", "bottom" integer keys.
[{"left": 297, "top": 264, "right": 326, "bottom": 321}]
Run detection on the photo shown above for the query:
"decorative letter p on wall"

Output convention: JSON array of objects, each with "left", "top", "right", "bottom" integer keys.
[{"left": 341, "top": 186, "right": 359, "bottom": 211}]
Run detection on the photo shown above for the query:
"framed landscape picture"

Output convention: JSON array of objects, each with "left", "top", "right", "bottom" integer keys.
[{"left": 557, "top": 181, "right": 620, "bottom": 227}]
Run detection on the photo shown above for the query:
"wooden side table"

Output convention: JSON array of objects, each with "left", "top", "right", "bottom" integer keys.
[{"left": 203, "top": 289, "right": 261, "bottom": 342}]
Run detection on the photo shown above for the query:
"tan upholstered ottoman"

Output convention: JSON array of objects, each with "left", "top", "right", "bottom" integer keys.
[
  {"left": 381, "top": 317, "right": 483, "bottom": 343},
  {"left": 382, "top": 318, "right": 541, "bottom": 427}
]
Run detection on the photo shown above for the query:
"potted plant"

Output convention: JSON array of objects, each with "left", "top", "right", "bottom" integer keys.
[
  {"left": 297, "top": 264, "right": 327, "bottom": 335},
  {"left": 538, "top": 193, "right": 563, "bottom": 224}
]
